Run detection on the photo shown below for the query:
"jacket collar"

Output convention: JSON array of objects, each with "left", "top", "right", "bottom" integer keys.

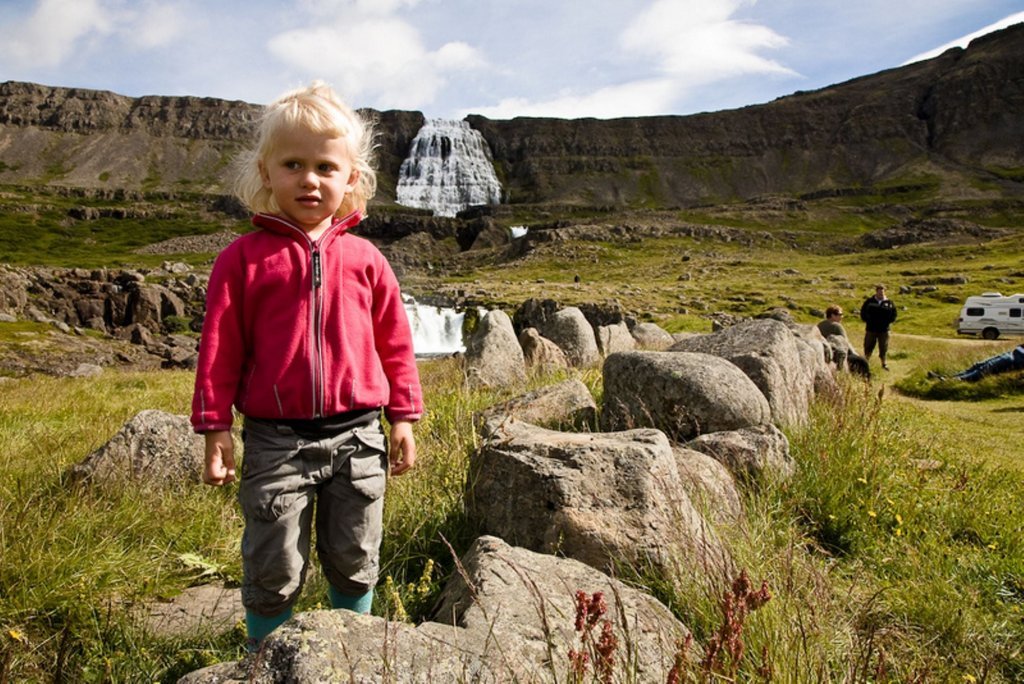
[{"left": 252, "top": 210, "right": 363, "bottom": 247}]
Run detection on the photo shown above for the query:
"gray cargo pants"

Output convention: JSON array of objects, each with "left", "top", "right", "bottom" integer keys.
[{"left": 238, "top": 415, "right": 388, "bottom": 617}]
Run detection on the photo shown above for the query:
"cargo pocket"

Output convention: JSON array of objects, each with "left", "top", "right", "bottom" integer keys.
[
  {"left": 348, "top": 426, "right": 388, "bottom": 500},
  {"left": 239, "top": 484, "right": 301, "bottom": 522}
]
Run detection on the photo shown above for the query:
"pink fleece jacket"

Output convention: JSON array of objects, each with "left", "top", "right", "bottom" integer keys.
[{"left": 191, "top": 210, "right": 423, "bottom": 432}]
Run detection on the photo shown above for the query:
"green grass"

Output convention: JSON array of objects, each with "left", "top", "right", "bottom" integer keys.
[
  {"left": 2, "top": 360, "right": 1023, "bottom": 681},
  {"left": 0, "top": 185, "right": 239, "bottom": 268}
]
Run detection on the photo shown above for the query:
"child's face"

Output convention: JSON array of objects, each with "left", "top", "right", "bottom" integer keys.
[{"left": 260, "top": 126, "right": 359, "bottom": 235}]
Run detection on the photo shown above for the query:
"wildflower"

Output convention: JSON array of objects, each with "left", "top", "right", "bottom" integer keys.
[
  {"left": 666, "top": 633, "right": 693, "bottom": 684},
  {"left": 7, "top": 628, "right": 27, "bottom": 643},
  {"left": 964, "top": 675, "right": 977, "bottom": 683},
  {"left": 868, "top": 510, "right": 877, "bottom": 518},
  {"left": 987, "top": 542, "right": 998, "bottom": 551},
  {"left": 895, "top": 514, "right": 903, "bottom": 525},
  {"left": 596, "top": 621, "right": 618, "bottom": 684},
  {"left": 568, "top": 648, "right": 589, "bottom": 679},
  {"left": 857, "top": 477, "right": 868, "bottom": 484}
]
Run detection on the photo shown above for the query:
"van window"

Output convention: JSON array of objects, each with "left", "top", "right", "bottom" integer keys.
[
  {"left": 1011, "top": 308, "right": 1022, "bottom": 318},
  {"left": 966, "top": 307, "right": 985, "bottom": 317}
]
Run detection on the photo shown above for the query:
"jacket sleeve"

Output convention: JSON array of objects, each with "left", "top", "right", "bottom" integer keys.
[
  {"left": 191, "top": 245, "right": 247, "bottom": 432},
  {"left": 370, "top": 253, "right": 423, "bottom": 423}
]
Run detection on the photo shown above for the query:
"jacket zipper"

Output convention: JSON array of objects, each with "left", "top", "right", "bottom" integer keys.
[{"left": 311, "top": 245, "right": 324, "bottom": 418}]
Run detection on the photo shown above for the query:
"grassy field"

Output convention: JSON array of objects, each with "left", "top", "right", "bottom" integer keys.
[
  {"left": 1, "top": 183, "right": 1023, "bottom": 680},
  {"left": 0, "top": 354, "right": 1022, "bottom": 681}
]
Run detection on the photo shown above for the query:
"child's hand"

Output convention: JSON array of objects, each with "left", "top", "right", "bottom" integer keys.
[
  {"left": 388, "top": 421, "right": 416, "bottom": 477},
  {"left": 203, "top": 431, "right": 236, "bottom": 486}
]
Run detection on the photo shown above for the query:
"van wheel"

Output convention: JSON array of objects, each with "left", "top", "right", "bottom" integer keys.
[{"left": 982, "top": 327, "right": 1000, "bottom": 340}]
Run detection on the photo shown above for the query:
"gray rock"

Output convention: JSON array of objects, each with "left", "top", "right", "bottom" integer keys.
[
  {"left": 672, "top": 446, "right": 743, "bottom": 524},
  {"left": 539, "top": 307, "right": 599, "bottom": 367},
  {"left": 141, "top": 583, "right": 243, "bottom": 639},
  {"left": 476, "top": 379, "right": 597, "bottom": 435},
  {"left": 67, "top": 409, "right": 206, "bottom": 486},
  {"left": 670, "top": 319, "right": 815, "bottom": 426},
  {"left": 178, "top": 537, "right": 698, "bottom": 683},
  {"left": 631, "top": 322, "right": 676, "bottom": 350},
  {"left": 686, "top": 424, "right": 794, "bottom": 484},
  {"left": 429, "top": 536, "right": 697, "bottom": 682},
  {"left": 464, "top": 309, "right": 527, "bottom": 389},
  {"left": 518, "top": 327, "right": 569, "bottom": 373},
  {"left": 602, "top": 351, "right": 771, "bottom": 440},
  {"left": 69, "top": 363, "right": 103, "bottom": 378},
  {"left": 595, "top": 321, "right": 636, "bottom": 356},
  {"left": 467, "top": 418, "right": 730, "bottom": 578}
]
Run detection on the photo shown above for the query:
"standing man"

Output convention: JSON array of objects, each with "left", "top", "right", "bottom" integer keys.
[{"left": 860, "top": 284, "right": 897, "bottom": 370}]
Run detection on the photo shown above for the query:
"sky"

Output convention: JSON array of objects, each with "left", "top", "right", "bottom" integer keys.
[{"left": 0, "top": 0, "right": 1022, "bottom": 120}]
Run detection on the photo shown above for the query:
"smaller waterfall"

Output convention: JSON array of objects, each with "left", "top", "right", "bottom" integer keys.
[
  {"left": 396, "top": 119, "right": 502, "bottom": 218},
  {"left": 404, "top": 296, "right": 467, "bottom": 356}
]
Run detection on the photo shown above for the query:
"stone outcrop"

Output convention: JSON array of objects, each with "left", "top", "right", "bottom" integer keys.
[
  {"left": 686, "top": 424, "right": 794, "bottom": 485},
  {"left": 537, "top": 306, "right": 600, "bottom": 368},
  {"left": 180, "top": 536, "right": 695, "bottom": 683},
  {"left": 596, "top": 321, "right": 636, "bottom": 356},
  {"left": 630, "top": 322, "right": 676, "bottom": 350},
  {"left": 0, "top": 264, "right": 202, "bottom": 373},
  {"left": 67, "top": 410, "right": 206, "bottom": 486},
  {"left": 602, "top": 351, "right": 772, "bottom": 440},
  {"left": 670, "top": 319, "right": 815, "bottom": 427},
  {"left": 518, "top": 327, "right": 569, "bottom": 373},
  {"left": 467, "top": 418, "right": 729, "bottom": 578},
  {"left": 463, "top": 309, "right": 527, "bottom": 389},
  {"left": 476, "top": 379, "right": 597, "bottom": 434}
]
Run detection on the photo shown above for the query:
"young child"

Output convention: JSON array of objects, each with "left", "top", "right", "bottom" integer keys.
[{"left": 190, "top": 82, "right": 423, "bottom": 651}]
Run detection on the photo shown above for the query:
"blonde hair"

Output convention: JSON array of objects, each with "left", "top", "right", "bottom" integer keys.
[{"left": 234, "top": 81, "right": 377, "bottom": 217}]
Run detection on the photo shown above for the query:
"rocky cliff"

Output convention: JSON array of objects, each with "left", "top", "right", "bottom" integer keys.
[
  {"left": 468, "top": 23, "right": 1024, "bottom": 206},
  {"left": 0, "top": 23, "right": 1021, "bottom": 207}
]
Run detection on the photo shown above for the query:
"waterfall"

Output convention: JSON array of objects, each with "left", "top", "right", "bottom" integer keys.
[
  {"left": 396, "top": 119, "right": 502, "bottom": 218},
  {"left": 403, "top": 296, "right": 467, "bottom": 356}
]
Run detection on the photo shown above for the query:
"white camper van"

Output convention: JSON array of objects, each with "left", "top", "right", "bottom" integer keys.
[{"left": 957, "top": 292, "right": 1024, "bottom": 339}]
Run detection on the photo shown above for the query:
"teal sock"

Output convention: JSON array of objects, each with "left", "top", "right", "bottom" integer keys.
[
  {"left": 329, "top": 585, "right": 373, "bottom": 614},
  {"left": 245, "top": 607, "right": 292, "bottom": 651}
]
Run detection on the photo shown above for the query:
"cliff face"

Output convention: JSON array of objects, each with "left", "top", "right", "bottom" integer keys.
[
  {"left": 467, "top": 23, "right": 1024, "bottom": 205},
  {"left": 0, "top": 23, "right": 1021, "bottom": 206}
]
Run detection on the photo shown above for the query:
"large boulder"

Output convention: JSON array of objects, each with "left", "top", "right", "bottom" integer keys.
[
  {"left": 463, "top": 309, "right": 527, "bottom": 389},
  {"left": 67, "top": 409, "right": 205, "bottom": 486},
  {"left": 178, "top": 536, "right": 698, "bottom": 683},
  {"left": 631, "top": 322, "right": 676, "bottom": 350},
  {"left": 538, "top": 307, "right": 600, "bottom": 368},
  {"left": 596, "top": 321, "right": 636, "bottom": 356},
  {"left": 789, "top": 323, "right": 838, "bottom": 396},
  {"left": 429, "top": 536, "right": 697, "bottom": 682},
  {"left": 476, "top": 379, "right": 597, "bottom": 435},
  {"left": 685, "top": 424, "right": 794, "bottom": 485},
  {"left": 670, "top": 319, "right": 816, "bottom": 426},
  {"left": 467, "top": 418, "right": 730, "bottom": 578},
  {"left": 672, "top": 446, "right": 744, "bottom": 524},
  {"left": 518, "top": 327, "right": 569, "bottom": 373},
  {"left": 602, "top": 351, "right": 771, "bottom": 440}
]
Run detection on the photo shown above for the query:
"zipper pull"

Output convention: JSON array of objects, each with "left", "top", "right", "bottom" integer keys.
[{"left": 312, "top": 250, "right": 322, "bottom": 289}]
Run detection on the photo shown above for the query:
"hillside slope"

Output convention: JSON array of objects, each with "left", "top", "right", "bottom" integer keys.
[{"left": 0, "top": 24, "right": 1021, "bottom": 208}]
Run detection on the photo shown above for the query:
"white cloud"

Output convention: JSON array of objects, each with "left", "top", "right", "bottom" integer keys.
[
  {"left": 463, "top": 0, "right": 796, "bottom": 119},
  {"left": 902, "top": 11, "right": 1024, "bottom": 65},
  {"left": 621, "top": 0, "right": 794, "bottom": 84},
  {"left": 267, "top": 10, "right": 486, "bottom": 110},
  {"left": 1, "top": 0, "right": 188, "bottom": 71},
  {"left": 465, "top": 78, "right": 680, "bottom": 120},
  {"left": 4, "top": 0, "right": 112, "bottom": 68},
  {"left": 124, "top": 3, "right": 187, "bottom": 49}
]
